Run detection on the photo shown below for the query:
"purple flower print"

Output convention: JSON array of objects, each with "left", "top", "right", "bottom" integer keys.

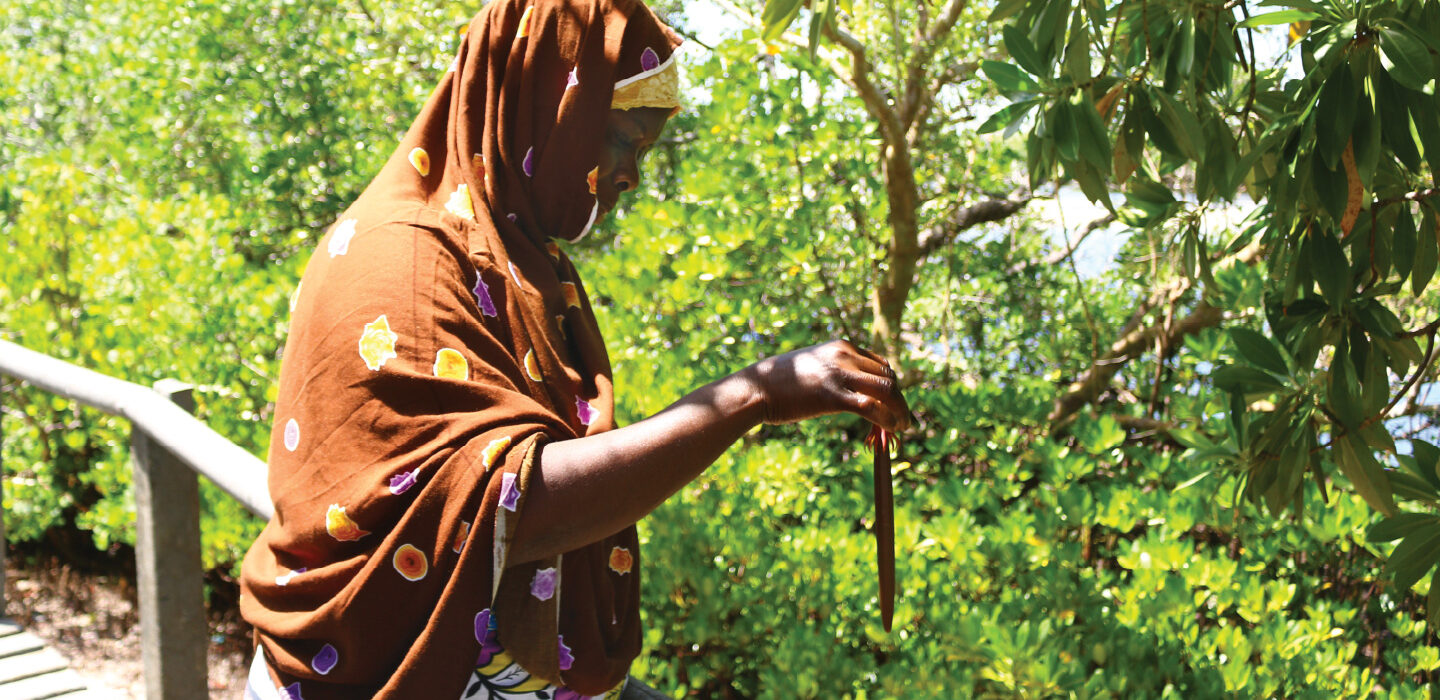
[
  {"left": 641, "top": 47, "right": 660, "bottom": 71},
  {"left": 566, "top": 67, "right": 579, "bottom": 89},
  {"left": 500, "top": 472, "right": 520, "bottom": 512},
  {"left": 474, "top": 608, "right": 492, "bottom": 643},
  {"left": 473, "top": 271, "right": 498, "bottom": 317},
  {"left": 388, "top": 469, "right": 418, "bottom": 495},
  {"left": 274, "top": 567, "right": 307, "bottom": 587},
  {"left": 557, "top": 635, "right": 574, "bottom": 671},
  {"left": 279, "top": 682, "right": 305, "bottom": 700},
  {"left": 575, "top": 397, "right": 597, "bottom": 426},
  {"left": 283, "top": 418, "right": 300, "bottom": 452},
  {"left": 311, "top": 643, "right": 338, "bottom": 675},
  {"left": 474, "top": 608, "right": 504, "bottom": 666},
  {"left": 531, "top": 567, "right": 557, "bottom": 601},
  {"left": 522, "top": 147, "right": 535, "bottom": 177}
]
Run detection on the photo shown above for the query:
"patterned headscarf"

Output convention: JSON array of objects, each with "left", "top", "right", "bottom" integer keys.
[{"left": 240, "top": 1, "right": 682, "bottom": 697}]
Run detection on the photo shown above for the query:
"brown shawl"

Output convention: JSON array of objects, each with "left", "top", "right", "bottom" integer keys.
[{"left": 239, "top": 1, "right": 682, "bottom": 696}]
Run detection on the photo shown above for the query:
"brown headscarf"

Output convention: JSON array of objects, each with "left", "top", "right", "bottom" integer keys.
[{"left": 239, "top": 1, "right": 682, "bottom": 696}]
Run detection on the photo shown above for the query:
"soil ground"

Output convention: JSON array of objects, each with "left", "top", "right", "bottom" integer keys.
[{"left": 3, "top": 558, "right": 251, "bottom": 699}]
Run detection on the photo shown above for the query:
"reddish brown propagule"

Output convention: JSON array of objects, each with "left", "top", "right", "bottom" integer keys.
[{"left": 866, "top": 424, "right": 896, "bottom": 632}]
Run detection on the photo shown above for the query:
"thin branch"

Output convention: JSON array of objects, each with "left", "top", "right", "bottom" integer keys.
[
  {"left": 1007, "top": 213, "right": 1117, "bottom": 275},
  {"left": 1400, "top": 318, "right": 1440, "bottom": 340},
  {"left": 917, "top": 196, "right": 1033, "bottom": 256}
]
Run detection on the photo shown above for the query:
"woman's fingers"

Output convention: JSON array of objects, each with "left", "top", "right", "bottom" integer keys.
[
  {"left": 841, "top": 370, "right": 910, "bottom": 432},
  {"left": 837, "top": 358, "right": 911, "bottom": 429},
  {"left": 846, "top": 392, "right": 896, "bottom": 431}
]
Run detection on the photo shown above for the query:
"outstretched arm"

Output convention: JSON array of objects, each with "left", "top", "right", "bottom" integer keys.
[{"left": 508, "top": 340, "right": 911, "bottom": 565}]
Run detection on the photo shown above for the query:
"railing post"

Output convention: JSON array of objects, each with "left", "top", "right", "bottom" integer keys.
[{"left": 131, "top": 379, "right": 208, "bottom": 700}]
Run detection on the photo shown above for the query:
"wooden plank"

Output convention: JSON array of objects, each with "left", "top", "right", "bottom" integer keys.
[
  {"left": 0, "top": 667, "right": 88, "bottom": 700},
  {"left": 0, "top": 646, "right": 69, "bottom": 684},
  {"left": 0, "top": 629, "right": 45, "bottom": 658}
]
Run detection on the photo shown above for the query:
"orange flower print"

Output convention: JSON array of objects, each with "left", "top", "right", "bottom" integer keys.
[
  {"left": 358, "top": 315, "right": 399, "bottom": 371},
  {"left": 587, "top": 166, "right": 598, "bottom": 195},
  {"left": 408, "top": 147, "right": 430, "bottom": 176},
  {"left": 481, "top": 435, "right": 512, "bottom": 470},
  {"left": 555, "top": 314, "right": 566, "bottom": 338},
  {"left": 472, "top": 153, "right": 485, "bottom": 181},
  {"left": 560, "top": 282, "right": 580, "bottom": 309},
  {"left": 523, "top": 349, "right": 542, "bottom": 382},
  {"left": 453, "top": 521, "right": 471, "bottom": 553},
  {"left": 609, "top": 546, "right": 633, "bottom": 575},
  {"left": 433, "top": 348, "right": 468, "bottom": 380},
  {"left": 393, "top": 544, "right": 428, "bottom": 581},
  {"left": 445, "top": 183, "right": 475, "bottom": 220},
  {"left": 325, "top": 504, "right": 370, "bottom": 542},
  {"left": 517, "top": 5, "right": 534, "bottom": 38},
  {"left": 327, "top": 218, "right": 358, "bottom": 258}
]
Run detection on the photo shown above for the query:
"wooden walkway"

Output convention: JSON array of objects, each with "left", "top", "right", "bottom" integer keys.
[{"left": 0, "top": 618, "right": 107, "bottom": 699}]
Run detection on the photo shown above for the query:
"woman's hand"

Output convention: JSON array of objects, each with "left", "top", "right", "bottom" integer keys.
[{"left": 744, "top": 340, "right": 912, "bottom": 433}]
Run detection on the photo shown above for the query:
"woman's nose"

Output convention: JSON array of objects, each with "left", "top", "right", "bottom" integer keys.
[{"left": 613, "top": 159, "right": 640, "bottom": 193}]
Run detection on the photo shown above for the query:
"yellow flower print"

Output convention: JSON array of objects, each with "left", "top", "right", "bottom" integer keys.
[
  {"left": 561, "top": 282, "right": 580, "bottom": 309},
  {"left": 481, "top": 435, "right": 512, "bottom": 470},
  {"left": 358, "top": 315, "right": 399, "bottom": 371},
  {"left": 587, "top": 166, "right": 598, "bottom": 195},
  {"left": 408, "top": 147, "right": 430, "bottom": 176},
  {"left": 325, "top": 504, "right": 370, "bottom": 542},
  {"left": 445, "top": 183, "right": 475, "bottom": 220},
  {"left": 517, "top": 6, "right": 534, "bottom": 38},
  {"left": 523, "top": 349, "right": 542, "bottom": 382},
  {"left": 433, "top": 348, "right": 468, "bottom": 380}
]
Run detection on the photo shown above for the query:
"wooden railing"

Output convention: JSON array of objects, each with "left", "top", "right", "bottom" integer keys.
[{"left": 0, "top": 338, "right": 272, "bottom": 700}]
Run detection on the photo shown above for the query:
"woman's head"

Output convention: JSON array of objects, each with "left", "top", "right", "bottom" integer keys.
[
  {"left": 375, "top": 0, "right": 682, "bottom": 246},
  {"left": 594, "top": 106, "right": 671, "bottom": 219}
]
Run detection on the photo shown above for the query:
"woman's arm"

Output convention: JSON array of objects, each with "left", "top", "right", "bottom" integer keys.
[{"left": 508, "top": 340, "right": 911, "bottom": 565}]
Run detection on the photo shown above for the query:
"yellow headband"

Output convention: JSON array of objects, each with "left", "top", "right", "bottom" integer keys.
[{"left": 612, "top": 53, "right": 680, "bottom": 110}]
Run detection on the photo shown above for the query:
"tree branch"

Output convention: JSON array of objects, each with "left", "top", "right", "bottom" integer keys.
[
  {"left": 1047, "top": 242, "right": 1265, "bottom": 432},
  {"left": 899, "top": 0, "right": 970, "bottom": 132},
  {"left": 822, "top": 22, "right": 906, "bottom": 145},
  {"left": 917, "top": 195, "right": 1033, "bottom": 257}
]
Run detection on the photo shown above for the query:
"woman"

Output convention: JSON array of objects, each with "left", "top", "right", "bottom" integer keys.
[{"left": 239, "top": 0, "right": 911, "bottom": 698}]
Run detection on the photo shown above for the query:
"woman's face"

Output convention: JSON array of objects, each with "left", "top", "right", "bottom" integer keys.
[{"left": 594, "top": 107, "right": 671, "bottom": 219}]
